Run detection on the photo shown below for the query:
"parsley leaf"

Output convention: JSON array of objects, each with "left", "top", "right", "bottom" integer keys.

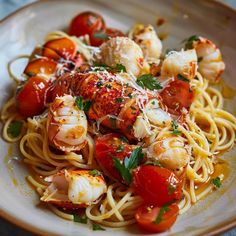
[
  {"left": 89, "top": 169, "right": 102, "bottom": 177},
  {"left": 184, "top": 35, "right": 200, "bottom": 50},
  {"left": 115, "top": 64, "right": 127, "bottom": 73},
  {"left": 171, "top": 120, "right": 181, "bottom": 135},
  {"left": 73, "top": 214, "right": 88, "bottom": 224},
  {"left": 109, "top": 117, "right": 117, "bottom": 129},
  {"left": 117, "top": 145, "right": 124, "bottom": 153},
  {"left": 119, "top": 135, "right": 129, "bottom": 143},
  {"left": 154, "top": 206, "right": 170, "bottom": 224},
  {"left": 168, "top": 182, "right": 176, "bottom": 195},
  {"left": 112, "top": 147, "right": 144, "bottom": 185},
  {"left": 92, "top": 223, "right": 106, "bottom": 231},
  {"left": 93, "top": 63, "right": 111, "bottom": 71},
  {"left": 136, "top": 74, "right": 163, "bottom": 91},
  {"left": 7, "top": 121, "right": 23, "bottom": 138},
  {"left": 93, "top": 33, "right": 109, "bottom": 40},
  {"left": 211, "top": 177, "right": 222, "bottom": 188},
  {"left": 115, "top": 97, "right": 123, "bottom": 103},
  {"left": 75, "top": 96, "right": 92, "bottom": 112},
  {"left": 177, "top": 74, "right": 189, "bottom": 83}
]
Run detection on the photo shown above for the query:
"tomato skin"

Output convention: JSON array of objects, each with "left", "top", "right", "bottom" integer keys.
[
  {"left": 95, "top": 133, "right": 132, "bottom": 181},
  {"left": 90, "top": 27, "right": 124, "bottom": 47},
  {"left": 132, "top": 165, "right": 182, "bottom": 207},
  {"left": 135, "top": 204, "right": 179, "bottom": 233},
  {"left": 16, "top": 76, "right": 49, "bottom": 117},
  {"left": 160, "top": 79, "right": 194, "bottom": 115},
  {"left": 69, "top": 11, "right": 106, "bottom": 41}
]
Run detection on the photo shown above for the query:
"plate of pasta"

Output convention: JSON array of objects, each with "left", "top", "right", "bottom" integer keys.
[{"left": 1, "top": 0, "right": 236, "bottom": 235}]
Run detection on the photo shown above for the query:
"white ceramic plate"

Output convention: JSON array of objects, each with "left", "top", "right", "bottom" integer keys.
[{"left": 1, "top": 0, "right": 236, "bottom": 235}]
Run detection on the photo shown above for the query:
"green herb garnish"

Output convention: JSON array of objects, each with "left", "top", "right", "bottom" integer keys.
[
  {"left": 171, "top": 120, "right": 181, "bottom": 135},
  {"left": 117, "top": 145, "right": 125, "bottom": 153},
  {"left": 184, "top": 35, "right": 200, "bottom": 50},
  {"left": 154, "top": 206, "right": 170, "bottom": 224},
  {"left": 177, "top": 74, "right": 189, "bottom": 83},
  {"left": 93, "top": 33, "right": 109, "bottom": 40},
  {"left": 73, "top": 214, "right": 88, "bottom": 224},
  {"left": 115, "top": 97, "right": 123, "bottom": 103},
  {"left": 75, "top": 96, "right": 92, "bottom": 112},
  {"left": 89, "top": 169, "right": 102, "bottom": 177},
  {"left": 211, "top": 177, "right": 222, "bottom": 188},
  {"left": 113, "top": 147, "right": 144, "bottom": 185},
  {"left": 119, "top": 135, "right": 129, "bottom": 143},
  {"left": 109, "top": 117, "right": 117, "bottom": 129},
  {"left": 136, "top": 74, "right": 162, "bottom": 91},
  {"left": 115, "top": 64, "right": 127, "bottom": 73},
  {"left": 168, "top": 182, "right": 176, "bottom": 195},
  {"left": 92, "top": 223, "right": 106, "bottom": 231},
  {"left": 7, "top": 121, "right": 23, "bottom": 138},
  {"left": 127, "top": 93, "right": 133, "bottom": 99}
]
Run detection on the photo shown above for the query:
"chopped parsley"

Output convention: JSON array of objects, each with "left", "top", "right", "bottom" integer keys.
[
  {"left": 211, "top": 177, "right": 222, "bottom": 188},
  {"left": 184, "top": 35, "right": 200, "bottom": 50},
  {"left": 97, "top": 81, "right": 103, "bottom": 87},
  {"left": 75, "top": 96, "right": 92, "bottom": 112},
  {"left": 93, "top": 33, "right": 109, "bottom": 40},
  {"left": 177, "top": 74, "right": 189, "bottom": 83},
  {"left": 136, "top": 74, "right": 163, "bottom": 91},
  {"left": 89, "top": 169, "right": 102, "bottom": 177},
  {"left": 7, "top": 121, "right": 23, "bottom": 138},
  {"left": 154, "top": 206, "right": 170, "bottom": 224},
  {"left": 73, "top": 214, "right": 88, "bottom": 224},
  {"left": 109, "top": 117, "right": 117, "bottom": 129},
  {"left": 92, "top": 223, "right": 106, "bottom": 231},
  {"left": 115, "top": 97, "right": 123, "bottom": 103},
  {"left": 26, "top": 71, "right": 35, "bottom": 77},
  {"left": 117, "top": 145, "right": 125, "bottom": 153},
  {"left": 115, "top": 64, "right": 127, "bottom": 73},
  {"left": 130, "top": 106, "right": 137, "bottom": 110},
  {"left": 105, "top": 84, "right": 112, "bottom": 89},
  {"left": 168, "top": 182, "right": 176, "bottom": 195},
  {"left": 171, "top": 120, "right": 182, "bottom": 135},
  {"left": 112, "top": 147, "right": 144, "bottom": 185},
  {"left": 127, "top": 93, "right": 133, "bottom": 99},
  {"left": 119, "top": 135, "right": 129, "bottom": 143}
]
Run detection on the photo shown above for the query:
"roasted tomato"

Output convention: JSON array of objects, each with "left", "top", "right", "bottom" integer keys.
[
  {"left": 16, "top": 76, "right": 49, "bottom": 117},
  {"left": 95, "top": 133, "right": 133, "bottom": 181},
  {"left": 135, "top": 204, "right": 179, "bottom": 233},
  {"left": 90, "top": 27, "right": 124, "bottom": 47},
  {"left": 69, "top": 11, "right": 106, "bottom": 45},
  {"left": 160, "top": 79, "right": 194, "bottom": 115},
  {"left": 24, "top": 58, "right": 57, "bottom": 78},
  {"left": 132, "top": 165, "right": 182, "bottom": 207},
  {"left": 42, "top": 37, "right": 77, "bottom": 60}
]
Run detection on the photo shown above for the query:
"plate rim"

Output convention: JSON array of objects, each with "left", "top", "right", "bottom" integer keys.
[{"left": 0, "top": 0, "right": 236, "bottom": 235}]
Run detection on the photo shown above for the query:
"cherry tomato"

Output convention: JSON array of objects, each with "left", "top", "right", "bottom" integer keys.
[
  {"left": 135, "top": 204, "right": 179, "bottom": 233},
  {"left": 132, "top": 165, "right": 182, "bottom": 207},
  {"left": 160, "top": 79, "right": 194, "bottom": 115},
  {"left": 24, "top": 58, "right": 57, "bottom": 77},
  {"left": 43, "top": 37, "right": 77, "bottom": 60},
  {"left": 16, "top": 76, "right": 49, "bottom": 117},
  {"left": 69, "top": 11, "right": 106, "bottom": 40},
  {"left": 95, "top": 133, "right": 132, "bottom": 181},
  {"left": 90, "top": 27, "right": 124, "bottom": 47}
]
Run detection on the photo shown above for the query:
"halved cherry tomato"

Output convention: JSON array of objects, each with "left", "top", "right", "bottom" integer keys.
[
  {"left": 95, "top": 133, "right": 133, "bottom": 181},
  {"left": 69, "top": 11, "right": 106, "bottom": 42},
  {"left": 160, "top": 79, "right": 194, "bottom": 115},
  {"left": 90, "top": 27, "right": 124, "bottom": 47},
  {"left": 24, "top": 58, "right": 57, "bottom": 77},
  {"left": 16, "top": 76, "right": 49, "bottom": 117},
  {"left": 135, "top": 204, "right": 179, "bottom": 233},
  {"left": 132, "top": 165, "right": 182, "bottom": 207},
  {"left": 43, "top": 37, "right": 77, "bottom": 60},
  {"left": 42, "top": 47, "right": 61, "bottom": 61}
]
